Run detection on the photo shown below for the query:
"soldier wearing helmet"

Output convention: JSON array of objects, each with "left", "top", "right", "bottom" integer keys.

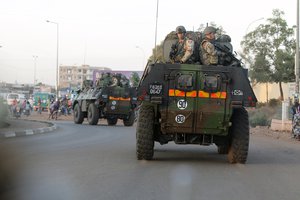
[
  {"left": 200, "top": 26, "right": 218, "bottom": 65},
  {"left": 169, "top": 26, "right": 195, "bottom": 64}
]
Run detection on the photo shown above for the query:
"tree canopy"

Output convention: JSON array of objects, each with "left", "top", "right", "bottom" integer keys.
[
  {"left": 240, "top": 9, "right": 296, "bottom": 100},
  {"left": 130, "top": 72, "right": 141, "bottom": 87}
]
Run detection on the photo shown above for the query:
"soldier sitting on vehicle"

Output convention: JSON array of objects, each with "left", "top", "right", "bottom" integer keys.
[
  {"left": 115, "top": 73, "right": 130, "bottom": 87},
  {"left": 169, "top": 26, "right": 195, "bottom": 64},
  {"left": 82, "top": 79, "right": 93, "bottom": 92},
  {"left": 97, "top": 72, "right": 117, "bottom": 87},
  {"left": 200, "top": 26, "right": 218, "bottom": 65}
]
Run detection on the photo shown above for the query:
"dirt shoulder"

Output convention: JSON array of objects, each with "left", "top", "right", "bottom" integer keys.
[
  {"left": 250, "top": 126, "right": 297, "bottom": 142},
  {"left": 25, "top": 111, "right": 73, "bottom": 122}
]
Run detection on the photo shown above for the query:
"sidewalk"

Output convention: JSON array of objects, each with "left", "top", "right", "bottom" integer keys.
[
  {"left": 24, "top": 111, "right": 73, "bottom": 122},
  {"left": 0, "top": 112, "right": 60, "bottom": 138}
]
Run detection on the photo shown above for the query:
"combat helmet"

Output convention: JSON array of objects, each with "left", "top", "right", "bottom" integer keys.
[
  {"left": 176, "top": 26, "right": 186, "bottom": 34},
  {"left": 204, "top": 26, "right": 217, "bottom": 35}
]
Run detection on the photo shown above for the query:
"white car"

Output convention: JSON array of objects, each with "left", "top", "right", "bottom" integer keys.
[{"left": 6, "top": 93, "right": 26, "bottom": 105}]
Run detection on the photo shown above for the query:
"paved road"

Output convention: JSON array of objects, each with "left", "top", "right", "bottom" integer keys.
[{"left": 1, "top": 120, "right": 300, "bottom": 200}]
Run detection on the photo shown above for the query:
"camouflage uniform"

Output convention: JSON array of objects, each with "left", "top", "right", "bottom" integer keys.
[
  {"left": 200, "top": 26, "right": 218, "bottom": 65},
  {"left": 170, "top": 26, "right": 195, "bottom": 63},
  {"left": 98, "top": 73, "right": 114, "bottom": 87}
]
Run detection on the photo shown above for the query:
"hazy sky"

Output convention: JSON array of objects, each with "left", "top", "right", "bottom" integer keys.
[{"left": 0, "top": 0, "right": 297, "bottom": 85}]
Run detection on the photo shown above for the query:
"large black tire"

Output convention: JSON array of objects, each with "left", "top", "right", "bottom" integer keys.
[
  {"left": 87, "top": 103, "right": 99, "bottom": 125},
  {"left": 136, "top": 104, "right": 154, "bottom": 160},
  {"left": 107, "top": 117, "right": 118, "bottom": 126},
  {"left": 73, "top": 103, "right": 84, "bottom": 124},
  {"left": 123, "top": 111, "right": 135, "bottom": 126},
  {"left": 227, "top": 107, "right": 249, "bottom": 164}
]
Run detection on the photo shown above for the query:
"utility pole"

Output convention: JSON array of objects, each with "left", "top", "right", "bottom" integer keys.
[
  {"left": 46, "top": 20, "right": 59, "bottom": 98},
  {"left": 33, "top": 55, "right": 38, "bottom": 85},
  {"left": 295, "top": 0, "right": 300, "bottom": 98}
]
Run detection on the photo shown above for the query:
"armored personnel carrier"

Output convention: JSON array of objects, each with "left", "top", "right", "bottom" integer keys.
[
  {"left": 136, "top": 31, "right": 257, "bottom": 163},
  {"left": 72, "top": 72, "right": 137, "bottom": 126}
]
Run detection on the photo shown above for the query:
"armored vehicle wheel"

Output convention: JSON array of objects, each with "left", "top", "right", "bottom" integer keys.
[
  {"left": 227, "top": 107, "right": 249, "bottom": 164},
  {"left": 107, "top": 117, "right": 118, "bottom": 126},
  {"left": 123, "top": 111, "right": 135, "bottom": 126},
  {"left": 136, "top": 104, "right": 154, "bottom": 160},
  {"left": 87, "top": 103, "right": 99, "bottom": 125},
  {"left": 217, "top": 146, "right": 229, "bottom": 154},
  {"left": 74, "top": 103, "right": 84, "bottom": 124}
]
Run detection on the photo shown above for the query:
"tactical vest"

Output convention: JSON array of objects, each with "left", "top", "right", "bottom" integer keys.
[
  {"left": 200, "top": 39, "right": 218, "bottom": 65},
  {"left": 174, "top": 39, "right": 186, "bottom": 62}
]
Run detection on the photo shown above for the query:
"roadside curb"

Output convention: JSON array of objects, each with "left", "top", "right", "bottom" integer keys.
[{"left": 1, "top": 119, "right": 57, "bottom": 139}]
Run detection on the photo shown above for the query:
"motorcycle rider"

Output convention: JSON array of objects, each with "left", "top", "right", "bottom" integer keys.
[
  {"left": 48, "top": 99, "right": 60, "bottom": 120},
  {"left": 11, "top": 97, "right": 18, "bottom": 114},
  {"left": 24, "top": 100, "right": 32, "bottom": 116},
  {"left": 37, "top": 97, "right": 42, "bottom": 114}
]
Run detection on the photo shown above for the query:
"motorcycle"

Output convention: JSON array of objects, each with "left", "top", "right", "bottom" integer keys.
[
  {"left": 13, "top": 105, "right": 22, "bottom": 119},
  {"left": 23, "top": 108, "right": 31, "bottom": 116}
]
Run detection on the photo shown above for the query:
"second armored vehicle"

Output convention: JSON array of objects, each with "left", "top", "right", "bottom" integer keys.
[{"left": 72, "top": 73, "right": 138, "bottom": 126}]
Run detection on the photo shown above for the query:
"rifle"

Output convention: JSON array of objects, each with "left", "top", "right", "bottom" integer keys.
[
  {"left": 169, "top": 43, "right": 177, "bottom": 62},
  {"left": 213, "top": 42, "right": 243, "bottom": 67}
]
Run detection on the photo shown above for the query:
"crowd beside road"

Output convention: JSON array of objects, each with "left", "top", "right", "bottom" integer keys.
[{"left": 6, "top": 95, "right": 72, "bottom": 120}]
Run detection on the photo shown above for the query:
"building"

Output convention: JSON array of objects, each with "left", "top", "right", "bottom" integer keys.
[
  {"left": 59, "top": 65, "right": 111, "bottom": 89},
  {"left": 252, "top": 82, "right": 294, "bottom": 102}
]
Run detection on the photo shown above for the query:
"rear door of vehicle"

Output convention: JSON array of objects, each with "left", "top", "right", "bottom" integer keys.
[
  {"left": 106, "top": 86, "right": 131, "bottom": 115},
  {"left": 195, "top": 71, "right": 229, "bottom": 134},
  {"left": 162, "top": 69, "right": 197, "bottom": 133},
  {"left": 162, "top": 67, "right": 229, "bottom": 135}
]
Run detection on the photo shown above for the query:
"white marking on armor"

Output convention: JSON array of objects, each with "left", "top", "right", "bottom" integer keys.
[
  {"left": 177, "top": 99, "right": 188, "bottom": 110},
  {"left": 175, "top": 114, "right": 186, "bottom": 123}
]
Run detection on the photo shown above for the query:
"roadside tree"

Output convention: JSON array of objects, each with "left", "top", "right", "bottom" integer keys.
[{"left": 241, "top": 9, "right": 296, "bottom": 100}]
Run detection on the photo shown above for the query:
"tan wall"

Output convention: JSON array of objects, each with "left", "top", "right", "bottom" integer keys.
[{"left": 252, "top": 82, "right": 294, "bottom": 102}]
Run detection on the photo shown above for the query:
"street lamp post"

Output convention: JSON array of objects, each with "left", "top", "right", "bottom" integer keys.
[
  {"left": 135, "top": 46, "right": 145, "bottom": 68},
  {"left": 33, "top": 55, "right": 38, "bottom": 85},
  {"left": 245, "top": 17, "right": 264, "bottom": 35},
  {"left": 46, "top": 20, "right": 59, "bottom": 98}
]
